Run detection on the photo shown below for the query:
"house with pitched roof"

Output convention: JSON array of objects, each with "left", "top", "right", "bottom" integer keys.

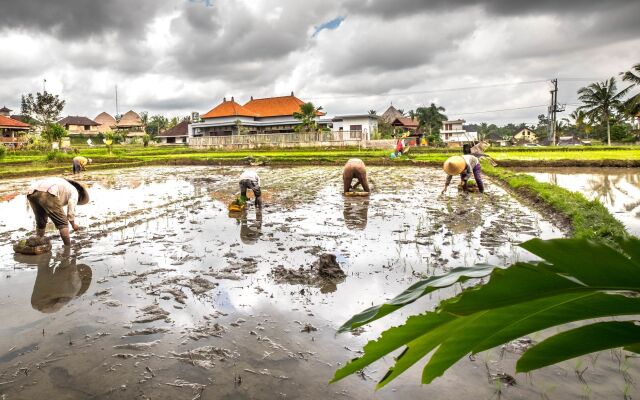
[
  {"left": 58, "top": 116, "right": 100, "bottom": 135},
  {"left": 0, "top": 108, "right": 30, "bottom": 148},
  {"left": 157, "top": 120, "right": 189, "bottom": 145},
  {"left": 189, "top": 93, "right": 328, "bottom": 137}
]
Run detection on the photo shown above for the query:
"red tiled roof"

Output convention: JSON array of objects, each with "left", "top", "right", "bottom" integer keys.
[
  {"left": 201, "top": 98, "right": 259, "bottom": 119},
  {"left": 0, "top": 115, "right": 30, "bottom": 129},
  {"left": 244, "top": 95, "right": 300, "bottom": 117},
  {"left": 391, "top": 117, "right": 419, "bottom": 128},
  {"left": 244, "top": 95, "right": 325, "bottom": 117}
]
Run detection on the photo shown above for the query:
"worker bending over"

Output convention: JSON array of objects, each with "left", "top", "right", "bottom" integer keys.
[
  {"left": 239, "top": 170, "right": 262, "bottom": 207},
  {"left": 72, "top": 156, "right": 92, "bottom": 174},
  {"left": 442, "top": 155, "right": 485, "bottom": 194},
  {"left": 343, "top": 158, "right": 370, "bottom": 193},
  {"left": 27, "top": 177, "right": 90, "bottom": 245}
]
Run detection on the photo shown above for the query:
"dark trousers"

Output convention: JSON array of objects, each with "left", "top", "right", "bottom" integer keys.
[
  {"left": 72, "top": 160, "right": 82, "bottom": 174},
  {"left": 240, "top": 179, "right": 261, "bottom": 199}
]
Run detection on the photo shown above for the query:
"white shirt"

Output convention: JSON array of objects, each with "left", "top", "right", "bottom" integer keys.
[
  {"left": 240, "top": 170, "right": 261, "bottom": 186},
  {"left": 28, "top": 177, "right": 79, "bottom": 221},
  {"left": 462, "top": 154, "right": 480, "bottom": 170}
]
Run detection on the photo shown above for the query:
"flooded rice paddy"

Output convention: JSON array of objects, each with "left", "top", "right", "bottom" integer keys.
[
  {"left": 519, "top": 167, "right": 640, "bottom": 237},
  {"left": 0, "top": 166, "right": 637, "bottom": 399}
]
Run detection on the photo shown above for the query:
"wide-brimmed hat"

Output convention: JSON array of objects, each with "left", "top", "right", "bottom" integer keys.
[
  {"left": 443, "top": 156, "right": 466, "bottom": 175},
  {"left": 65, "top": 179, "right": 90, "bottom": 205}
]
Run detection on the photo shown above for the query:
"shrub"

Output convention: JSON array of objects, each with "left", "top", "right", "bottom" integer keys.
[
  {"left": 45, "top": 151, "right": 66, "bottom": 162},
  {"left": 0, "top": 145, "right": 6, "bottom": 159}
]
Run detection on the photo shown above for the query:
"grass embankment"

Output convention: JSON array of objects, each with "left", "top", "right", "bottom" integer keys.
[{"left": 483, "top": 163, "right": 629, "bottom": 242}]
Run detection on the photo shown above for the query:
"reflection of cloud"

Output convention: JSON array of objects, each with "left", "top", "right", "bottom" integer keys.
[
  {"left": 343, "top": 198, "right": 369, "bottom": 230},
  {"left": 19, "top": 249, "right": 93, "bottom": 314}
]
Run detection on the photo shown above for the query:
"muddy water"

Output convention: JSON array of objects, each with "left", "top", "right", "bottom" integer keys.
[
  {"left": 517, "top": 167, "right": 640, "bottom": 237},
  {"left": 0, "top": 166, "right": 635, "bottom": 399}
]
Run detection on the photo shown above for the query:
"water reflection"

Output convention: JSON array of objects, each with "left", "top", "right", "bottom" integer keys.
[
  {"left": 343, "top": 197, "right": 369, "bottom": 230},
  {"left": 15, "top": 248, "right": 92, "bottom": 313},
  {"left": 239, "top": 208, "right": 263, "bottom": 245},
  {"left": 522, "top": 168, "right": 640, "bottom": 236}
]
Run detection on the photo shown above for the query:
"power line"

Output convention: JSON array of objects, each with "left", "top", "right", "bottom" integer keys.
[
  {"left": 306, "top": 79, "right": 549, "bottom": 100},
  {"left": 449, "top": 104, "right": 548, "bottom": 116}
]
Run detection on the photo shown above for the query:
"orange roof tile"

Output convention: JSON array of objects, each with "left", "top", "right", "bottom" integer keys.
[
  {"left": 0, "top": 115, "right": 30, "bottom": 128},
  {"left": 244, "top": 95, "right": 324, "bottom": 117},
  {"left": 201, "top": 98, "right": 259, "bottom": 119}
]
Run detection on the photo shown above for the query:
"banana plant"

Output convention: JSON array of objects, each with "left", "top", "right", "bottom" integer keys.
[{"left": 332, "top": 237, "right": 640, "bottom": 389}]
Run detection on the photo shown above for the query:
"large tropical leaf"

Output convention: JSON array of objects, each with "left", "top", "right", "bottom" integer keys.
[
  {"left": 333, "top": 238, "right": 640, "bottom": 388},
  {"left": 516, "top": 321, "right": 640, "bottom": 372},
  {"left": 337, "top": 264, "right": 498, "bottom": 333}
]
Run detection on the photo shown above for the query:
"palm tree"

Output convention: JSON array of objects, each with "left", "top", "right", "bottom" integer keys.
[
  {"left": 570, "top": 109, "right": 593, "bottom": 139},
  {"left": 397, "top": 109, "right": 405, "bottom": 116},
  {"left": 577, "top": 77, "right": 630, "bottom": 146},
  {"left": 368, "top": 109, "right": 377, "bottom": 115},
  {"left": 407, "top": 110, "right": 416, "bottom": 121},
  {"left": 416, "top": 103, "right": 447, "bottom": 137},
  {"left": 620, "top": 63, "right": 640, "bottom": 121},
  {"left": 293, "top": 102, "right": 323, "bottom": 132}
]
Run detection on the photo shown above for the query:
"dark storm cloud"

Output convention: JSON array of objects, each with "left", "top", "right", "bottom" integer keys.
[
  {"left": 0, "top": 0, "right": 173, "bottom": 40},
  {"left": 167, "top": 1, "right": 334, "bottom": 80},
  {"left": 342, "top": 0, "right": 638, "bottom": 18}
]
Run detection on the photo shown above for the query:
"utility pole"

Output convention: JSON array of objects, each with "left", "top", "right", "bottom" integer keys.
[
  {"left": 115, "top": 85, "right": 119, "bottom": 119},
  {"left": 43, "top": 79, "right": 47, "bottom": 93},
  {"left": 547, "top": 79, "right": 565, "bottom": 146}
]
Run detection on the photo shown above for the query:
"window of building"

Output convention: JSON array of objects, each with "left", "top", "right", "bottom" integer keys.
[
  {"left": 349, "top": 125, "right": 362, "bottom": 131},
  {"left": 84, "top": 125, "right": 90, "bottom": 131}
]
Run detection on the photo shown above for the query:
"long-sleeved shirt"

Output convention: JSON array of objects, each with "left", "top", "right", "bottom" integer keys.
[
  {"left": 462, "top": 154, "right": 480, "bottom": 171},
  {"left": 28, "top": 177, "right": 78, "bottom": 221},
  {"left": 240, "top": 170, "right": 261, "bottom": 187}
]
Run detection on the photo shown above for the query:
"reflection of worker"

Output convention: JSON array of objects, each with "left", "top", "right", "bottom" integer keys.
[
  {"left": 239, "top": 170, "right": 262, "bottom": 207},
  {"left": 240, "top": 208, "right": 263, "bottom": 245},
  {"left": 343, "top": 198, "right": 369, "bottom": 230},
  {"left": 72, "top": 156, "right": 92, "bottom": 174},
  {"left": 27, "top": 248, "right": 92, "bottom": 313},
  {"left": 442, "top": 155, "right": 485, "bottom": 194},
  {"left": 26, "top": 177, "right": 90, "bottom": 246},
  {"left": 343, "top": 158, "right": 370, "bottom": 193}
]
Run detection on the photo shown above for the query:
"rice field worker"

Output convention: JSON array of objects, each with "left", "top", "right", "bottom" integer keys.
[
  {"left": 343, "top": 158, "right": 370, "bottom": 194},
  {"left": 26, "top": 177, "right": 90, "bottom": 246},
  {"left": 441, "top": 155, "right": 485, "bottom": 194},
  {"left": 72, "top": 156, "right": 92, "bottom": 174},
  {"left": 239, "top": 170, "right": 262, "bottom": 207}
]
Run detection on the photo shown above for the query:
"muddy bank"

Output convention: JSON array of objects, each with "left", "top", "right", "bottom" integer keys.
[{"left": 0, "top": 166, "right": 636, "bottom": 399}]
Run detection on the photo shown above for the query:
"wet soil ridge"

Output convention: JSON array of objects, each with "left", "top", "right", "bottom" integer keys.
[{"left": 271, "top": 253, "right": 346, "bottom": 289}]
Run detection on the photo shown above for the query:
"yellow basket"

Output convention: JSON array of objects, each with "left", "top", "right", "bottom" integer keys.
[{"left": 228, "top": 203, "right": 245, "bottom": 212}]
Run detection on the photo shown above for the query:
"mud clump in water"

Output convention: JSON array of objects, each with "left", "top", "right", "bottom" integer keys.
[
  {"left": 13, "top": 236, "right": 52, "bottom": 255},
  {"left": 170, "top": 346, "right": 238, "bottom": 369},
  {"left": 271, "top": 253, "right": 346, "bottom": 291},
  {"left": 134, "top": 304, "right": 171, "bottom": 324},
  {"left": 314, "top": 253, "right": 345, "bottom": 279}
]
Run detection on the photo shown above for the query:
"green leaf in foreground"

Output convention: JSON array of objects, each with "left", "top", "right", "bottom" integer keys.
[
  {"left": 332, "top": 238, "right": 640, "bottom": 388},
  {"left": 336, "top": 264, "right": 498, "bottom": 333},
  {"left": 517, "top": 321, "right": 640, "bottom": 372}
]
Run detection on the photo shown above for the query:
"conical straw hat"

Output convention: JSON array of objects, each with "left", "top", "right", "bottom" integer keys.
[{"left": 443, "top": 156, "right": 466, "bottom": 175}]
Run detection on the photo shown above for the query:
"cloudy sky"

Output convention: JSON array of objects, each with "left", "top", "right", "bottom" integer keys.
[{"left": 1, "top": 0, "right": 638, "bottom": 124}]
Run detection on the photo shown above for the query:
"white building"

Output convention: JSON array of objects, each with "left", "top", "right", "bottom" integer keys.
[
  {"left": 331, "top": 114, "right": 379, "bottom": 140},
  {"left": 441, "top": 119, "right": 477, "bottom": 146}
]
